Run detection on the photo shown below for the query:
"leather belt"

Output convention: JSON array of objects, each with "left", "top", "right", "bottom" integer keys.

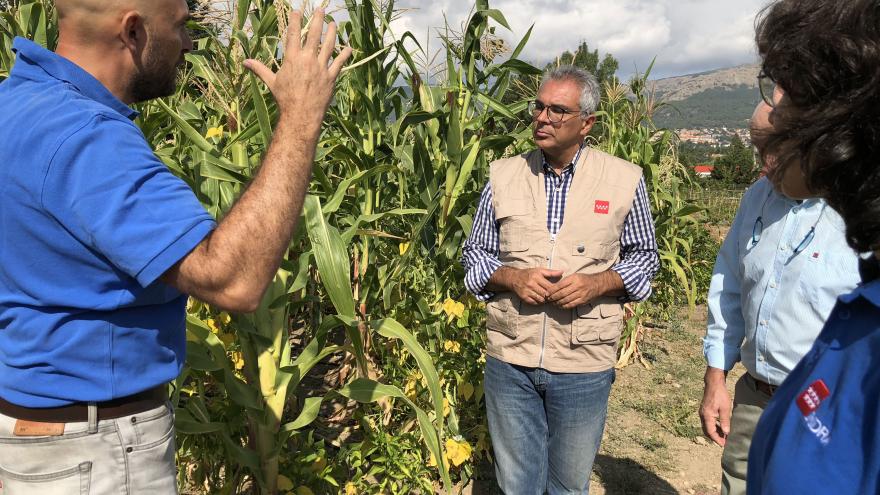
[
  {"left": 0, "top": 386, "right": 167, "bottom": 423},
  {"left": 752, "top": 375, "right": 778, "bottom": 397}
]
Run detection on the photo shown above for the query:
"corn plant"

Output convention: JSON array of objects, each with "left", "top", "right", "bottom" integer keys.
[
  {"left": 596, "top": 64, "right": 705, "bottom": 361},
  {"left": 133, "top": 1, "right": 463, "bottom": 492},
  {"left": 0, "top": 0, "right": 56, "bottom": 78},
  {"left": 1, "top": 0, "right": 713, "bottom": 490}
]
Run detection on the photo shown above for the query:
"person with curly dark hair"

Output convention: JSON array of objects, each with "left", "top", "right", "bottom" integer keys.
[{"left": 746, "top": 0, "right": 880, "bottom": 493}]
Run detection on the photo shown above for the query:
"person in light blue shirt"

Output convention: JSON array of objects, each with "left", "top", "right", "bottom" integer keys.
[
  {"left": 745, "top": 0, "right": 880, "bottom": 492},
  {"left": 698, "top": 96, "right": 860, "bottom": 495}
]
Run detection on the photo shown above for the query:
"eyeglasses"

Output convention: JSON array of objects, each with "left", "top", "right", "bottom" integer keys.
[
  {"left": 752, "top": 191, "right": 827, "bottom": 255},
  {"left": 757, "top": 70, "right": 777, "bottom": 108},
  {"left": 528, "top": 100, "right": 581, "bottom": 124}
]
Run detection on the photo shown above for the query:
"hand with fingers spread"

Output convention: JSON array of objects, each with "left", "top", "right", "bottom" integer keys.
[
  {"left": 243, "top": 9, "right": 353, "bottom": 128},
  {"left": 699, "top": 367, "right": 732, "bottom": 447}
]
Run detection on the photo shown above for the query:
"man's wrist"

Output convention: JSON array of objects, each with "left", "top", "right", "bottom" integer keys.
[
  {"left": 487, "top": 266, "right": 516, "bottom": 292},
  {"left": 593, "top": 270, "right": 625, "bottom": 297},
  {"left": 704, "top": 367, "right": 728, "bottom": 385}
]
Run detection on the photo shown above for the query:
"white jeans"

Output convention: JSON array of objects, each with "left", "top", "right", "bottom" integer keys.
[{"left": 0, "top": 402, "right": 177, "bottom": 494}]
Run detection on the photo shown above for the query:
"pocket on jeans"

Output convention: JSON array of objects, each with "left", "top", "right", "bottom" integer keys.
[
  {"left": 0, "top": 461, "right": 91, "bottom": 494},
  {"left": 131, "top": 403, "right": 175, "bottom": 448},
  {"left": 126, "top": 404, "right": 178, "bottom": 493},
  {"left": 126, "top": 432, "right": 177, "bottom": 493}
]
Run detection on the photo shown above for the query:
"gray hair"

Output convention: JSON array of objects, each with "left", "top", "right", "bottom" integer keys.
[{"left": 540, "top": 66, "right": 601, "bottom": 116}]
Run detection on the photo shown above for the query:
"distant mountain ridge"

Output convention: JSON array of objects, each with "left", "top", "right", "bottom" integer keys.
[{"left": 647, "top": 63, "right": 761, "bottom": 130}]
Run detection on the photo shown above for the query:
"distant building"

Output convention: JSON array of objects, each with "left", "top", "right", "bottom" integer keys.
[
  {"left": 679, "top": 129, "right": 719, "bottom": 145},
  {"left": 678, "top": 128, "right": 752, "bottom": 147},
  {"left": 694, "top": 165, "right": 715, "bottom": 178}
]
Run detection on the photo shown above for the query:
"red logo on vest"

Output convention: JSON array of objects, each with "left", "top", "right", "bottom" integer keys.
[
  {"left": 797, "top": 379, "right": 831, "bottom": 416},
  {"left": 594, "top": 200, "right": 610, "bottom": 214}
]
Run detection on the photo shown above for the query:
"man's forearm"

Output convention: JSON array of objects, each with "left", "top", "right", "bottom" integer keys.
[
  {"left": 491, "top": 267, "right": 623, "bottom": 295},
  {"left": 164, "top": 118, "right": 319, "bottom": 311},
  {"left": 596, "top": 269, "right": 626, "bottom": 297},
  {"left": 486, "top": 265, "right": 517, "bottom": 293}
]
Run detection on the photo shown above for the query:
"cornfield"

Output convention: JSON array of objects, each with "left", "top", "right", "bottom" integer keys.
[{"left": 0, "top": 0, "right": 708, "bottom": 493}]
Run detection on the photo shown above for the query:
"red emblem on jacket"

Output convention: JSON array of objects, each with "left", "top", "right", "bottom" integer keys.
[
  {"left": 594, "top": 200, "right": 610, "bottom": 214},
  {"left": 797, "top": 379, "right": 831, "bottom": 416}
]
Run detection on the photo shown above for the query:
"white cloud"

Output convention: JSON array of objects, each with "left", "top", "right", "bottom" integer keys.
[{"left": 370, "top": 0, "right": 770, "bottom": 79}]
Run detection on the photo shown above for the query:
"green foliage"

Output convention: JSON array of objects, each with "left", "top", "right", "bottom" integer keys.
[
  {"left": 649, "top": 218, "right": 718, "bottom": 309},
  {"left": 654, "top": 84, "right": 759, "bottom": 130},
  {"left": 598, "top": 66, "right": 705, "bottom": 315},
  {"left": 339, "top": 419, "right": 436, "bottom": 494},
  {"left": 712, "top": 134, "right": 759, "bottom": 187},
  {"left": 678, "top": 141, "right": 719, "bottom": 170},
  {"left": 505, "top": 41, "right": 620, "bottom": 104},
  {"left": 555, "top": 41, "right": 619, "bottom": 87},
  {"left": 0, "top": 0, "right": 56, "bottom": 80},
  {"left": 688, "top": 186, "right": 743, "bottom": 226}
]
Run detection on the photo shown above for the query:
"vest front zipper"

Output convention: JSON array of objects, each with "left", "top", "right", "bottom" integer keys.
[{"left": 538, "top": 235, "right": 558, "bottom": 368}]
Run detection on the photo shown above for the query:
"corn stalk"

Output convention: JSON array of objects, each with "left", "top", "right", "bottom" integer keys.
[
  {"left": 596, "top": 62, "right": 704, "bottom": 366},
  {"left": 1, "top": 0, "right": 710, "bottom": 489}
]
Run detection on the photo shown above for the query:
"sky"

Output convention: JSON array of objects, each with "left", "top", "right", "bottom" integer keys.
[{"left": 380, "top": 0, "right": 771, "bottom": 80}]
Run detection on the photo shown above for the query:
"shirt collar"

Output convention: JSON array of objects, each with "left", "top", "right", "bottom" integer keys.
[
  {"left": 11, "top": 37, "right": 139, "bottom": 121},
  {"left": 541, "top": 143, "right": 586, "bottom": 176}
]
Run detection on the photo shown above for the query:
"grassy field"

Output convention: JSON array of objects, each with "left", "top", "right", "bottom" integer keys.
[{"left": 592, "top": 305, "right": 744, "bottom": 495}]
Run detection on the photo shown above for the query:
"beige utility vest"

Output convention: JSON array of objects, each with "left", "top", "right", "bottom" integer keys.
[{"left": 486, "top": 147, "right": 642, "bottom": 373}]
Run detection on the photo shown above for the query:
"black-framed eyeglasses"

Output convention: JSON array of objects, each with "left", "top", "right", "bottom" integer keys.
[
  {"left": 757, "top": 70, "right": 777, "bottom": 108},
  {"left": 528, "top": 100, "right": 581, "bottom": 124}
]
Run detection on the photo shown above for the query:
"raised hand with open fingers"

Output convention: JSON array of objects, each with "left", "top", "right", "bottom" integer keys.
[{"left": 243, "top": 9, "right": 353, "bottom": 129}]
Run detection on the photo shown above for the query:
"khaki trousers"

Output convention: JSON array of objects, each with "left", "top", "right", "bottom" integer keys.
[
  {"left": 721, "top": 374, "right": 774, "bottom": 495},
  {"left": 0, "top": 402, "right": 177, "bottom": 494}
]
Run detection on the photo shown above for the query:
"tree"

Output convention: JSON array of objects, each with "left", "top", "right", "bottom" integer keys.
[
  {"left": 505, "top": 41, "right": 619, "bottom": 104},
  {"left": 554, "top": 42, "right": 619, "bottom": 89},
  {"left": 711, "top": 134, "right": 759, "bottom": 186},
  {"left": 678, "top": 141, "right": 719, "bottom": 169}
]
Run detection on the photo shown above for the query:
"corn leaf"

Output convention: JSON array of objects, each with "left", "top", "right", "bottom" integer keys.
[{"left": 303, "top": 195, "right": 355, "bottom": 318}]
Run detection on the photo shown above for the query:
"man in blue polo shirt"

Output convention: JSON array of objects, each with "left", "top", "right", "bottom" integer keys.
[{"left": 0, "top": 0, "right": 351, "bottom": 492}]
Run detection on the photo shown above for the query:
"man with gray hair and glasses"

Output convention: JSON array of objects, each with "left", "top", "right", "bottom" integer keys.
[{"left": 461, "top": 66, "right": 659, "bottom": 494}]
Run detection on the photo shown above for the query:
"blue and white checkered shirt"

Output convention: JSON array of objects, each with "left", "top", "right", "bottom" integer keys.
[{"left": 461, "top": 148, "right": 659, "bottom": 302}]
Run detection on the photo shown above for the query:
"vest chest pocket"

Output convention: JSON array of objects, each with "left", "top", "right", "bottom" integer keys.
[
  {"left": 572, "top": 301, "right": 622, "bottom": 344},
  {"left": 571, "top": 241, "right": 619, "bottom": 260},
  {"left": 486, "top": 296, "right": 517, "bottom": 338},
  {"left": 496, "top": 199, "right": 533, "bottom": 253}
]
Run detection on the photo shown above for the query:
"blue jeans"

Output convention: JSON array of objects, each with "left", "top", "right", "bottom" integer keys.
[{"left": 484, "top": 356, "right": 615, "bottom": 495}]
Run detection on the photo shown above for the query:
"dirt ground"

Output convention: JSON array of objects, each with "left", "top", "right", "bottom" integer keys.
[
  {"left": 464, "top": 305, "right": 744, "bottom": 495},
  {"left": 588, "top": 305, "right": 744, "bottom": 495}
]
